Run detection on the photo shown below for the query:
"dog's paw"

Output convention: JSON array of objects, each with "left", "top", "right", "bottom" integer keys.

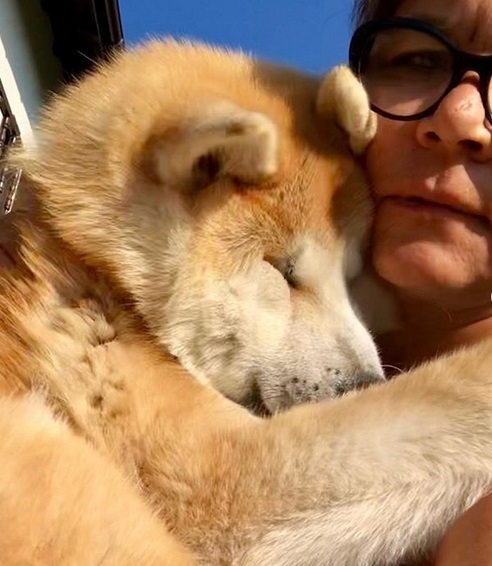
[{"left": 317, "top": 65, "right": 376, "bottom": 155}]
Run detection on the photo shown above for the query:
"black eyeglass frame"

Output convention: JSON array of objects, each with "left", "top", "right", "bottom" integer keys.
[{"left": 349, "top": 16, "right": 492, "bottom": 122}]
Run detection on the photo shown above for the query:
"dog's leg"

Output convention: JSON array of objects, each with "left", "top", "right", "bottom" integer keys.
[
  {"left": 241, "top": 338, "right": 492, "bottom": 565},
  {"left": 124, "top": 338, "right": 492, "bottom": 565},
  {"left": 0, "top": 394, "right": 197, "bottom": 565}
]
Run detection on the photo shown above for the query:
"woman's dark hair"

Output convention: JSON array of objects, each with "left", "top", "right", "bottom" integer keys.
[{"left": 351, "top": 0, "right": 401, "bottom": 25}]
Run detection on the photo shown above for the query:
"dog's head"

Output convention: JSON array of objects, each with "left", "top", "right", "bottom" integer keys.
[{"left": 20, "top": 40, "right": 382, "bottom": 412}]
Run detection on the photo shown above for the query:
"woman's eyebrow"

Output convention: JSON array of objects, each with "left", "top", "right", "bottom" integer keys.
[{"left": 401, "top": 13, "right": 492, "bottom": 50}]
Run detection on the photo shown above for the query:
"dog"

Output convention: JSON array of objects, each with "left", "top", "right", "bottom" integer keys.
[{"left": 1, "top": 39, "right": 492, "bottom": 565}]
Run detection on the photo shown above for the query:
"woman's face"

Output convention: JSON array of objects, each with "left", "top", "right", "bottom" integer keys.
[{"left": 367, "top": 0, "right": 492, "bottom": 310}]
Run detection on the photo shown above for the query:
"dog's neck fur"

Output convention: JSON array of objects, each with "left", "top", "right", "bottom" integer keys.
[{"left": 0, "top": 207, "right": 150, "bottom": 430}]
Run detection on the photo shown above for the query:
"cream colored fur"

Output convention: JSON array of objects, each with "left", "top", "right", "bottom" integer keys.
[{"left": 1, "top": 39, "right": 492, "bottom": 566}]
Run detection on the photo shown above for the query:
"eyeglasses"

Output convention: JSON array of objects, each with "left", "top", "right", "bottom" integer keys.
[{"left": 349, "top": 17, "right": 492, "bottom": 122}]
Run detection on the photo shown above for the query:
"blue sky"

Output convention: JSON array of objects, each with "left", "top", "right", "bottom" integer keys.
[{"left": 119, "top": 0, "right": 355, "bottom": 75}]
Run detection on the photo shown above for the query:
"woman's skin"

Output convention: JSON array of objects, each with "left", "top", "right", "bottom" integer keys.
[
  {"left": 365, "top": 0, "right": 492, "bottom": 563},
  {"left": 434, "top": 495, "right": 492, "bottom": 565}
]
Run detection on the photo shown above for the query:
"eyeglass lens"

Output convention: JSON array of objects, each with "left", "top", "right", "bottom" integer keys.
[{"left": 357, "top": 27, "right": 492, "bottom": 119}]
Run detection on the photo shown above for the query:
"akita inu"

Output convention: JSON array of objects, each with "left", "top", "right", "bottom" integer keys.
[{"left": 1, "top": 39, "right": 492, "bottom": 566}]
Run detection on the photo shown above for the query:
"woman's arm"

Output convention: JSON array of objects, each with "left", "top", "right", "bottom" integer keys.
[{"left": 434, "top": 494, "right": 492, "bottom": 565}]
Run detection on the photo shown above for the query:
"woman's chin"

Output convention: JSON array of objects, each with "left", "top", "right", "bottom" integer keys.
[{"left": 372, "top": 238, "right": 489, "bottom": 302}]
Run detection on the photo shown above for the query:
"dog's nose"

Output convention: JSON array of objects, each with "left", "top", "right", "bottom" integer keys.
[{"left": 335, "top": 372, "right": 385, "bottom": 396}]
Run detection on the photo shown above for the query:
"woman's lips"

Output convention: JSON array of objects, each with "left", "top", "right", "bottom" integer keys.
[
  {"left": 383, "top": 196, "right": 468, "bottom": 217},
  {"left": 379, "top": 196, "right": 490, "bottom": 228}
]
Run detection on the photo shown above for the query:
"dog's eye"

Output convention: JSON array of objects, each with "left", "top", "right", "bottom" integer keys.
[{"left": 264, "top": 256, "right": 297, "bottom": 288}]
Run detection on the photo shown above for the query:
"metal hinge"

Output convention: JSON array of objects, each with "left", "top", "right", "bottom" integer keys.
[{"left": 0, "top": 80, "right": 22, "bottom": 215}]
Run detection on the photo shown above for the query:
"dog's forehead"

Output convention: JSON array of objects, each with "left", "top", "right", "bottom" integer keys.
[
  {"left": 194, "top": 153, "right": 356, "bottom": 270},
  {"left": 256, "top": 159, "right": 342, "bottom": 229}
]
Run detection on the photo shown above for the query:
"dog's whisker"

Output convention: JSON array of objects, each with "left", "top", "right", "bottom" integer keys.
[{"left": 382, "top": 364, "right": 404, "bottom": 375}]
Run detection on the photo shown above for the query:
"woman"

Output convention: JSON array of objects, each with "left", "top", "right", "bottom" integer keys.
[{"left": 350, "top": 0, "right": 492, "bottom": 563}]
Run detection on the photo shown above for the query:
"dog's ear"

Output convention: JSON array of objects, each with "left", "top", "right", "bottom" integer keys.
[
  {"left": 317, "top": 65, "right": 376, "bottom": 155},
  {"left": 145, "top": 100, "right": 278, "bottom": 190}
]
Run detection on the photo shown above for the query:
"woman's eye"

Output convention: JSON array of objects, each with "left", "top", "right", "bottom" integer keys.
[{"left": 389, "top": 50, "right": 449, "bottom": 71}]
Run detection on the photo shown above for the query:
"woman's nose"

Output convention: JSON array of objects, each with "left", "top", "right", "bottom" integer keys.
[{"left": 416, "top": 75, "right": 492, "bottom": 161}]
